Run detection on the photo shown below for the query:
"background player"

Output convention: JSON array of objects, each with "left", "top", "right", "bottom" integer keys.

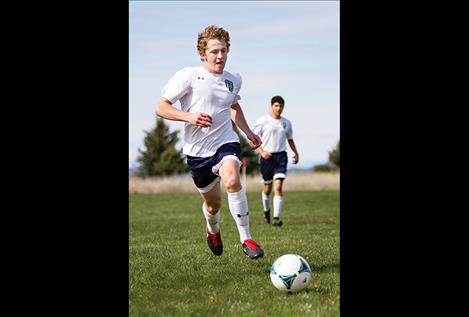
[{"left": 253, "top": 96, "right": 299, "bottom": 226}]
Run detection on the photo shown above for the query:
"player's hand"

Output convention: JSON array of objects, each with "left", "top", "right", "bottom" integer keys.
[
  {"left": 247, "top": 132, "right": 262, "bottom": 150},
  {"left": 189, "top": 112, "right": 212, "bottom": 128},
  {"left": 292, "top": 154, "right": 299, "bottom": 164},
  {"left": 261, "top": 151, "right": 272, "bottom": 160}
]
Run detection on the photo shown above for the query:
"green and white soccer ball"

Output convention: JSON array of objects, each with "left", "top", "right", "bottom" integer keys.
[{"left": 270, "top": 254, "right": 312, "bottom": 293}]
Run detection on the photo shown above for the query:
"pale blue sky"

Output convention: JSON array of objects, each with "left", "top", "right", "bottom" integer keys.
[{"left": 129, "top": 1, "right": 340, "bottom": 169}]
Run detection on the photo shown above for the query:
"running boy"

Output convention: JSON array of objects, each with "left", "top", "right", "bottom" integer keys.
[{"left": 155, "top": 25, "right": 264, "bottom": 259}]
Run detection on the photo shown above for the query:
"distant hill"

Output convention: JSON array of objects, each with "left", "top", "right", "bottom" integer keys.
[
  {"left": 288, "top": 160, "right": 326, "bottom": 172},
  {"left": 287, "top": 166, "right": 313, "bottom": 173}
]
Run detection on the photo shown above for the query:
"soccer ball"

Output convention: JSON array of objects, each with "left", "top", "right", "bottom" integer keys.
[{"left": 270, "top": 254, "right": 312, "bottom": 293}]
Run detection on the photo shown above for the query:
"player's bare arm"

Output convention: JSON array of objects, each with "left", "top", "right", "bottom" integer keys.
[
  {"left": 288, "top": 139, "right": 299, "bottom": 164},
  {"left": 230, "top": 102, "right": 262, "bottom": 149},
  {"left": 156, "top": 97, "right": 212, "bottom": 128},
  {"left": 256, "top": 146, "right": 272, "bottom": 160}
]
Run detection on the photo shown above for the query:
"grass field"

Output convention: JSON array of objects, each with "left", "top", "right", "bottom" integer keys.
[{"left": 129, "top": 191, "right": 339, "bottom": 317}]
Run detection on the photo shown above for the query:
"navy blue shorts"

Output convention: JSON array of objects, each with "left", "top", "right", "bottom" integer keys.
[
  {"left": 186, "top": 142, "right": 242, "bottom": 192},
  {"left": 260, "top": 151, "right": 288, "bottom": 184}
]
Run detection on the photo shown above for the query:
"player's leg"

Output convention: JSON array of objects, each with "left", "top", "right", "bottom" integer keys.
[
  {"left": 218, "top": 157, "right": 264, "bottom": 259},
  {"left": 186, "top": 155, "right": 224, "bottom": 256},
  {"left": 272, "top": 178, "right": 284, "bottom": 226},
  {"left": 262, "top": 183, "right": 273, "bottom": 223},
  {"left": 219, "top": 159, "right": 249, "bottom": 241},
  {"left": 201, "top": 180, "right": 222, "bottom": 234},
  {"left": 271, "top": 152, "right": 288, "bottom": 227},
  {"left": 260, "top": 156, "right": 274, "bottom": 224},
  {"left": 200, "top": 182, "right": 224, "bottom": 256}
]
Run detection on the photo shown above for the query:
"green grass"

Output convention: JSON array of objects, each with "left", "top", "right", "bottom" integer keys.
[{"left": 129, "top": 191, "right": 339, "bottom": 317}]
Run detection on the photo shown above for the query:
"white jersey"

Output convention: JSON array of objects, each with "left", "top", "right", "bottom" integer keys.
[
  {"left": 161, "top": 66, "right": 242, "bottom": 157},
  {"left": 253, "top": 115, "right": 293, "bottom": 153}
]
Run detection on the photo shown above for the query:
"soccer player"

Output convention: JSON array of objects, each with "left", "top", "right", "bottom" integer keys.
[
  {"left": 155, "top": 25, "right": 264, "bottom": 259},
  {"left": 253, "top": 96, "right": 299, "bottom": 226}
]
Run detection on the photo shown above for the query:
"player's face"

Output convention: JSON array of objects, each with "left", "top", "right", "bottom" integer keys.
[
  {"left": 271, "top": 102, "right": 284, "bottom": 118},
  {"left": 201, "top": 39, "right": 228, "bottom": 74}
]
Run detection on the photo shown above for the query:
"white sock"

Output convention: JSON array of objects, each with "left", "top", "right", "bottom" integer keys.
[
  {"left": 262, "top": 192, "right": 271, "bottom": 211},
  {"left": 202, "top": 203, "right": 220, "bottom": 234},
  {"left": 227, "top": 187, "right": 252, "bottom": 243},
  {"left": 273, "top": 195, "right": 283, "bottom": 218}
]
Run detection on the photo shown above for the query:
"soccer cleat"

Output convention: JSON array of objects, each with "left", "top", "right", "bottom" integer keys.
[
  {"left": 206, "top": 230, "right": 223, "bottom": 256},
  {"left": 263, "top": 210, "right": 271, "bottom": 224},
  {"left": 272, "top": 217, "right": 283, "bottom": 227},
  {"left": 242, "top": 239, "right": 264, "bottom": 259}
]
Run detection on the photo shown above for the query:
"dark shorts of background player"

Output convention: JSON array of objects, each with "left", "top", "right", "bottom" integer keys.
[
  {"left": 260, "top": 151, "right": 288, "bottom": 184},
  {"left": 186, "top": 142, "right": 242, "bottom": 193}
]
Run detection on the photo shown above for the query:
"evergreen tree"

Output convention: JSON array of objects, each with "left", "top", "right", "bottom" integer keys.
[
  {"left": 328, "top": 140, "right": 340, "bottom": 168},
  {"left": 137, "top": 118, "right": 188, "bottom": 177}
]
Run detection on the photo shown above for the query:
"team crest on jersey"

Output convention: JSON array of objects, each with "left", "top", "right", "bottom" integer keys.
[
  {"left": 224, "top": 79, "right": 234, "bottom": 92},
  {"left": 282, "top": 121, "right": 287, "bottom": 129}
]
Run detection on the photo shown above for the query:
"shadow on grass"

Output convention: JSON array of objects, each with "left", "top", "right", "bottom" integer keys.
[
  {"left": 313, "top": 262, "right": 340, "bottom": 273},
  {"left": 279, "top": 285, "right": 335, "bottom": 296},
  {"left": 303, "top": 285, "right": 334, "bottom": 295}
]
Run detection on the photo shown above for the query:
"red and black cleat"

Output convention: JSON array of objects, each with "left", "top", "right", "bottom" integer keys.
[
  {"left": 242, "top": 239, "right": 264, "bottom": 259},
  {"left": 207, "top": 230, "right": 223, "bottom": 256}
]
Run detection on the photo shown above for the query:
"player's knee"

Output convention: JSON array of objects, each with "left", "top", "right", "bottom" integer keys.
[
  {"left": 274, "top": 185, "right": 282, "bottom": 194},
  {"left": 224, "top": 176, "right": 241, "bottom": 192},
  {"left": 205, "top": 199, "right": 222, "bottom": 213},
  {"left": 274, "top": 181, "right": 283, "bottom": 194}
]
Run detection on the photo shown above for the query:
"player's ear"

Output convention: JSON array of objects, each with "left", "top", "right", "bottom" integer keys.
[{"left": 199, "top": 52, "right": 206, "bottom": 62}]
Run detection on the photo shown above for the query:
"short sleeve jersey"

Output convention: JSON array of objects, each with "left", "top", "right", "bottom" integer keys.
[
  {"left": 161, "top": 66, "right": 242, "bottom": 157},
  {"left": 253, "top": 115, "right": 293, "bottom": 153}
]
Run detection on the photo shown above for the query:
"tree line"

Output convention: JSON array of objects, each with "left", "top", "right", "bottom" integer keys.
[{"left": 137, "top": 118, "right": 339, "bottom": 177}]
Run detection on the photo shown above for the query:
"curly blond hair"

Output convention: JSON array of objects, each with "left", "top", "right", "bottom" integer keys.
[{"left": 197, "top": 25, "right": 231, "bottom": 55}]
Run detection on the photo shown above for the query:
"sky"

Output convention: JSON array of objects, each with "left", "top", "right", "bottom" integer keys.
[{"left": 129, "top": 1, "right": 340, "bottom": 169}]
